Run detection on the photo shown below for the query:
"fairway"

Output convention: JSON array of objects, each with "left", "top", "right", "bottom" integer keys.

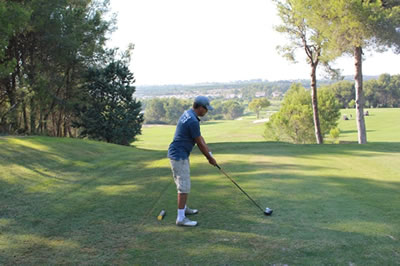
[{"left": 1, "top": 109, "right": 400, "bottom": 264}]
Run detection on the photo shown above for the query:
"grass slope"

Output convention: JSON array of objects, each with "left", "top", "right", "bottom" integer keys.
[{"left": 1, "top": 109, "right": 399, "bottom": 264}]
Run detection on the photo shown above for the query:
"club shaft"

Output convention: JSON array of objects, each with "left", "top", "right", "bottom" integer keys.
[{"left": 216, "top": 165, "right": 264, "bottom": 213}]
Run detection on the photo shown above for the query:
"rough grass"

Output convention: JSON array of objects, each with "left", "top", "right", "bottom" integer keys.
[{"left": 1, "top": 108, "right": 399, "bottom": 264}]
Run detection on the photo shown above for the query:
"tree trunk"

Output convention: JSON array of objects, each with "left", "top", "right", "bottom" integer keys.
[
  {"left": 39, "top": 109, "right": 43, "bottom": 134},
  {"left": 311, "top": 63, "right": 323, "bottom": 144},
  {"left": 68, "top": 124, "right": 73, "bottom": 138},
  {"left": 22, "top": 101, "right": 28, "bottom": 133},
  {"left": 6, "top": 73, "right": 19, "bottom": 132},
  {"left": 63, "top": 115, "right": 68, "bottom": 137},
  {"left": 30, "top": 97, "right": 36, "bottom": 134},
  {"left": 354, "top": 46, "right": 367, "bottom": 144},
  {"left": 57, "top": 110, "right": 63, "bottom": 137}
]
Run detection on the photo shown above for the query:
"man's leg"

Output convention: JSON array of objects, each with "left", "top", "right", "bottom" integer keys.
[
  {"left": 170, "top": 159, "right": 197, "bottom": 226},
  {"left": 177, "top": 193, "right": 188, "bottom": 222},
  {"left": 178, "top": 193, "right": 188, "bottom": 209}
]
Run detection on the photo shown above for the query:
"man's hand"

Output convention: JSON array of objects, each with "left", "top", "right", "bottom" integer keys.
[
  {"left": 195, "top": 136, "right": 217, "bottom": 166},
  {"left": 208, "top": 156, "right": 217, "bottom": 166}
]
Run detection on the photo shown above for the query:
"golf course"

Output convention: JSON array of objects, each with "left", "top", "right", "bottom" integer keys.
[{"left": 1, "top": 108, "right": 399, "bottom": 265}]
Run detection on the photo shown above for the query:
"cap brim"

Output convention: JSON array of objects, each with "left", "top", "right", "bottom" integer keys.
[{"left": 206, "top": 104, "right": 214, "bottom": 111}]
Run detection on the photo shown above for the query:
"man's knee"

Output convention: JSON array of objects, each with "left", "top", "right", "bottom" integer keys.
[{"left": 170, "top": 159, "right": 191, "bottom": 193}]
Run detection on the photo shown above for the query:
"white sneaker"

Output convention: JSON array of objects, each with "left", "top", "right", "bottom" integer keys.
[
  {"left": 185, "top": 206, "right": 199, "bottom": 215},
  {"left": 176, "top": 217, "right": 198, "bottom": 227}
]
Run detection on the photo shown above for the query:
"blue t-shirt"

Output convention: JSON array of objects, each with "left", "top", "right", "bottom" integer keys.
[{"left": 168, "top": 109, "right": 201, "bottom": 160}]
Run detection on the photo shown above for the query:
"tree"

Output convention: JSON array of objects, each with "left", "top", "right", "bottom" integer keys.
[
  {"left": 310, "top": 0, "right": 400, "bottom": 143},
  {"left": 0, "top": 1, "right": 30, "bottom": 132},
  {"left": 0, "top": 0, "right": 113, "bottom": 136},
  {"left": 274, "top": 0, "right": 340, "bottom": 144},
  {"left": 144, "top": 98, "right": 167, "bottom": 124},
  {"left": 322, "top": 81, "right": 355, "bottom": 108},
  {"left": 164, "top": 98, "right": 191, "bottom": 124},
  {"left": 73, "top": 60, "right": 143, "bottom": 145},
  {"left": 223, "top": 100, "right": 245, "bottom": 120},
  {"left": 264, "top": 83, "right": 340, "bottom": 144},
  {"left": 249, "top": 98, "right": 271, "bottom": 119}
]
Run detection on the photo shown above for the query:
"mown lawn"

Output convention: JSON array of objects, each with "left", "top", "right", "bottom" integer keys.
[
  {"left": 1, "top": 108, "right": 399, "bottom": 264},
  {"left": 338, "top": 108, "right": 400, "bottom": 142}
]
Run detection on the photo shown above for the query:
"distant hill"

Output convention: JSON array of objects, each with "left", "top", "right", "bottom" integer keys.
[{"left": 136, "top": 76, "right": 379, "bottom": 99}]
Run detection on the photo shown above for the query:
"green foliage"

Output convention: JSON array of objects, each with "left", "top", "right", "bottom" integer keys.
[
  {"left": 330, "top": 127, "right": 341, "bottom": 143},
  {"left": 365, "top": 74, "right": 400, "bottom": 107},
  {"left": 144, "top": 98, "right": 167, "bottom": 124},
  {"left": 248, "top": 98, "right": 271, "bottom": 119},
  {"left": 322, "top": 81, "right": 355, "bottom": 108},
  {"left": 73, "top": 61, "right": 144, "bottom": 146},
  {"left": 0, "top": 0, "right": 114, "bottom": 136},
  {"left": 318, "top": 87, "right": 341, "bottom": 134},
  {"left": 144, "top": 98, "right": 191, "bottom": 124},
  {"left": 274, "top": 0, "right": 340, "bottom": 70},
  {"left": 222, "top": 100, "right": 245, "bottom": 120},
  {"left": 348, "top": 99, "right": 356, "bottom": 109},
  {"left": 0, "top": 1, "right": 30, "bottom": 78},
  {"left": 322, "top": 74, "right": 400, "bottom": 108},
  {"left": 264, "top": 83, "right": 341, "bottom": 143},
  {"left": 144, "top": 98, "right": 245, "bottom": 124}
]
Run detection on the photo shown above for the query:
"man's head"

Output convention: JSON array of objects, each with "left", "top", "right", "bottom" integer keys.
[{"left": 193, "top": 96, "right": 213, "bottom": 117}]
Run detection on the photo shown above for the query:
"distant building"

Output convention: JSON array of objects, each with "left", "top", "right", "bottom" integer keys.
[
  {"left": 272, "top": 91, "right": 283, "bottom": 98},
  {"left": 255, "top": 92, "right": 266, "bottom": 98},
  {"left": 225, "top": 94, "right": 236, "bottom": 99}
]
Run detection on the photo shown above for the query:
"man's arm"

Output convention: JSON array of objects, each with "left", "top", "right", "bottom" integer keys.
[{"left": 195, "top": 136, "right": 217, "bottom": 166}]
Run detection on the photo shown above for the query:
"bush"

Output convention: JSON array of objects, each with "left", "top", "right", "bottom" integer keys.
[
  {"left": 264, "top": 83, "right": 340, "bottom": 144},
  {"left": 330, "top": 127, "right": 341, "bottom": 143}
]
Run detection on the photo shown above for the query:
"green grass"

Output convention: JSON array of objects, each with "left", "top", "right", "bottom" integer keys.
[
  {"left": 338, "top": 108, "right": 400, "bottom": 142},
  {"left": 137, "top": 116, "right": 266, "bottom": 151},
  {"left": 1, "top": 109, "right": 400, "bottom": 264}
]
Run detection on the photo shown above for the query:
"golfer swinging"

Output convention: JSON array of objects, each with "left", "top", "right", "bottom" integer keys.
[{"left": 168, "top": 96, "right": 217, "bottom": 227}]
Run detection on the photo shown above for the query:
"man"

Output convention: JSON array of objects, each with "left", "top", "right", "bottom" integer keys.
[{"left": 168, "top": 96, "right": 217, "bottom": 227}]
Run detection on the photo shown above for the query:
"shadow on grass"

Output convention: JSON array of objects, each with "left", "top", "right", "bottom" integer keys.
[
  {"left": 204, "top": 141, "right": 400, "bottom": 157},
  {"left": 1, "top": 138, "right": 399, "bottom": 264},
  {"left": 129, "top": 160, "right": 400, "bottom": 264},
  {"left": 0, "top": 137, "right": 172, "bottom": 264}
]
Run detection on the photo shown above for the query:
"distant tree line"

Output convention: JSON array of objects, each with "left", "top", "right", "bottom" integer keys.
[
  {"left": 0, "top": 0, "right": 143, "bottom": 145},
  {"left": 144, "top": 98, "right": 245, "bottom": 124},
  {"left": 323, "top": 74, "right": 400, "bottom": 108}
]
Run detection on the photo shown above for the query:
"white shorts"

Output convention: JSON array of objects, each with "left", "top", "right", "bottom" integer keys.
[{"left": 170, "top": 159, "right": 190, "bottom": 193}]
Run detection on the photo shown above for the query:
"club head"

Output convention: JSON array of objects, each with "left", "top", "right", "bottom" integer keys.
[{"left": 264, "top": 207, "right": 273, "bottom": 216}]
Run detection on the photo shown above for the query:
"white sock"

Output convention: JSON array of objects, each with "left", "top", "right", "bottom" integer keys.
[{"left": 177, "top": 209, "right": 185, "bottom": 222}]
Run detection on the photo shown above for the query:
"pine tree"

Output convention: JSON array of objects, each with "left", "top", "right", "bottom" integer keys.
[{"left": 74, "top": 60, "right": 144, "bottom": 146}]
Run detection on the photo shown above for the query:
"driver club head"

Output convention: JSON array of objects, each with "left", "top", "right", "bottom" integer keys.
[{"left": 264, "top": 207, "right": 273, "bottom": 216}]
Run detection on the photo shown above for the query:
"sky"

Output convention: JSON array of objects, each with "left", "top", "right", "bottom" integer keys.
[{"left": 107, "top": 0, "right": 399, "bottom": 86}]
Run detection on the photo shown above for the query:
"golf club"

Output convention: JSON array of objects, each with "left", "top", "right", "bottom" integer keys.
[{"left": 215, "top": 164, "right": 273, "bottom": 216}]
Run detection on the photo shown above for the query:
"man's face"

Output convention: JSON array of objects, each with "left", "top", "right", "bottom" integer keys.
[{"left": 198, "top": 106, "right": 208, "bottom": 117}]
